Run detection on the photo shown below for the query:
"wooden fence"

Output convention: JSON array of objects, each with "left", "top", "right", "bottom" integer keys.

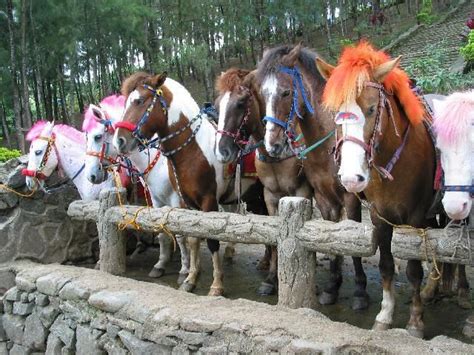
[{"left": 68, "top": 188, "right": 474, "bottom": 309}]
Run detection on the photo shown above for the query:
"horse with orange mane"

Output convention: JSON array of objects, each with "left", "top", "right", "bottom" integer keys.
[{"left": 316, "top": 41, "right": 451, "bottom": 337}]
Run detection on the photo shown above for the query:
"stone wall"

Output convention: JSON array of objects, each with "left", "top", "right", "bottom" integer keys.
[
  {"left": 0, "top": 157, "right": 99, "bottom": 293},
  {"left": 0, "top": 261, "right": 472, "bottom": 354}
]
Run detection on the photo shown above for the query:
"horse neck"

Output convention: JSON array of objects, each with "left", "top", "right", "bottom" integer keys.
[
  {"left": 55, "top": 133, "right": 111, "bottom": 201},
  {"left": 249, "top": 89, "right": 266, "bottom": 143}
]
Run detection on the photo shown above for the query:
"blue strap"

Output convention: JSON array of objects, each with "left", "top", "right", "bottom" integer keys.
[
  {"left": 262, "top": 116, "right": 288, "bottom": 130},
  {"left": 70, "top": 163, "right": 85, "bottom": 182},
  {"left": 279, "top": 66, "right": 314, "bottom": 119}
]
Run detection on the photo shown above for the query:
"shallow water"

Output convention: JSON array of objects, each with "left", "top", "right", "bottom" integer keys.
[{"left": 107, "top": 242, "right": 473, "bottom": 343}]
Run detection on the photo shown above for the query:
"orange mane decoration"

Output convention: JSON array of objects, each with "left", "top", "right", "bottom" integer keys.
[
  {"left": 215, "top": 68, "right": 251, "bottom": 93},
  {"left": 323, "top": 41, "right": 424, "bottom": 125}
]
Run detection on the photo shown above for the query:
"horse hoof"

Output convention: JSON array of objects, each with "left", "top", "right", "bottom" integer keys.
[
  {"left": 352, "top": 295, "right": 369, "bottom": 310},
  {"left": 257, "top": 282, "right": 276, "bottom": 296},
  {"left": 318, "top": 291, "right": 338, "bottom": 305},
  {"left": 406, "top": 326, "right": 424, "bottom": 338},
  {"left": 372, "top": 321, "right": 390, "bottom": 331},
  {"left": 177, "top": 273, "right": 188, "bottom": 286},
  {"left": 208, "top": 287, "right": 224, "bottom": 297},
  {"left": 256, "top": 259, "right": 270, "bottom": 271},
  {"left": 179, "top": 281, "right": 196, "bottom": 293},
  {"left": 420, "top": 287, "right": 436, "bottom": 304},
  {"left": 148, "top": 268, "right": 165, "bottom": 278}
]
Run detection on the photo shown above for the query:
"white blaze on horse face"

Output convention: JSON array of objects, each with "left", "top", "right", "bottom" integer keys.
[
  {"left": 25, "top": 137, "right": 58, "bottom": 190},
  {"left": 337, "top": 101, "right": 369, "bottom": 193},
  {"left": 262, "top": 75, "right": 279, "bottom": 152},
  {"left": 439, "top": 141, "right": 473, "bottom": 220},
  {"left": 215, "top": 91, "right": 230, "bottom": 161},
  {"left": 85, "top": 125, "right": 109, "bottom": 184}
]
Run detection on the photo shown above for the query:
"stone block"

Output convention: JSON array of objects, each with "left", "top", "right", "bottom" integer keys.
[
  {"left": 45, "top": 334, "right": 63, "bottom": 355},
  {"left": 23, "top": 312, "right": 48, "bottom": 351},
  {"left": 0, "top": 315, "right": 6, "bottom": 341},
  {"left": 50, "top": 315, "right": 75, "bottom": 348},
  {"left": 4, "top": 287, "right": 21, "bottom": 302},
  {"left": 13, "top": 301, "right": 34, "bottom": 316},
  {"left": 28, "top": 294, "right": 36, "bottom": 303},
  {"left": 76, "top": 325, "right": 105, "bottom": 355},
  {"left": 2, "top": 314, "right": 25, "bottom": 344},
  {"left": 99, "top": 335, "right": 127, "bottom": 355},
  {"left": 173, "top": 330, "right": 207, "bottom": 346},
  {"left": 90, "top": 315, "right": 107, "bottom": 330},
  {"left": 59, "top": 301, "right": 91, "bottom": 324},
  {"left": 36, "top": 294, "right": 50, "bottom": 307},
  {"left": 20, "top": 293, "right": 30, "bottom": 303},
  {"left": 289, "top": 339, "right": 335, "bottom": 354},
  {"left": 36, "top": 274, "right": 71, "bottom": 296},
  {"left": 118, "top": 330, "right": 172, "bottom": 355},
  {"left": 0, "top": 341, "right": 6, "bottom": 355},
  {"left": 198, "top": 345, "right": 229, "bottom": 354},
  {"left": 0, "top": 297, "right": 3, "bottom": 314},
  {"left": 9, "top": 344, "right": 32, "bottom": 355},
  {"left": 39, "top": 305, "right": 60, "bottom": 329},
  {"left": 106, "top": 324, "right": 120, "bottom": 339},
  {"left": 58, "top": 283, "right": 90, "bottom": 301},
  {"left": 88, "top": 291, "right": 132, "bottom": 313},
  {"left": 15, "top": 276, "right": 37, "bottom": 293},
  {"left": 3, "top": 301, "right": 12, "bottom": 315},
  {"left": 171, "top": 344, "right": 190, "bottom": 355},
  {"left": 180, "top": 318, "right": 222, "bottom": 333}
]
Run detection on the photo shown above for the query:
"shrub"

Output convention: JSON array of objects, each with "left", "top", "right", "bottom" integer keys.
[
  {"left": 460, "top": 30, "right": 474, "bottom": 62},
  {"left": 0, "top": 147, "right": 21, "bottom": 163},
  {"left": 416, "top": 0, "right": 436, "bottom": 25}
]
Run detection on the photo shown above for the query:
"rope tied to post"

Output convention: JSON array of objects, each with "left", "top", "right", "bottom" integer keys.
[{"left": 0, "top": 183, "right": 37, "bottom": 198}]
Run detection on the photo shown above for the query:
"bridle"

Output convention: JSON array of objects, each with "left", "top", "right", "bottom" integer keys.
[
  {"left": 86, "top": 120, "right": 118, "bottom": 168},
  {"left": 334, "top": 81, "right": 410, "bottom": 181},
  {"left": 22, "top": 135, "right": 57, "bottom": 180},
  {"left": 216, "top": 88, "right": 253, "bottom": 148}
]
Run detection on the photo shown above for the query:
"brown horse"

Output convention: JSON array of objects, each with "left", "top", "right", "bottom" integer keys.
[
  {"left": 214, "top": 68, "right": 313, "bottom": 295},
  {"left": 255, "top": 44, "right": 369, "bottom": 310},
  {"left": 112, "top": 72, "right": 267, "bottom": 296},
  {"left": 316, "top": 41, "right": 449, "bottom": 337}
]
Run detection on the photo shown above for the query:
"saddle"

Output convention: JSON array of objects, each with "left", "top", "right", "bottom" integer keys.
[{"left": 225, "top": 151, "right": 258, "bottom": 180}]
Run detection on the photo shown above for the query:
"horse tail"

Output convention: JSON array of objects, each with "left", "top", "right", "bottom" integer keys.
[{"left": 440, "top": 262, "right": 456, "bottom": 293}]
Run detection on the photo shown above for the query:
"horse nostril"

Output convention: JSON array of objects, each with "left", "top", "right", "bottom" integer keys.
[
  {"left": 355, "top": 174, "right": 365, "bottom": 182},
  {"left": 222, "top": 148, "right": 231, "bottom": 159},
  {"left": 90, "top": 174, "right": 96, "bottom": 183},
  {"left": 462, "top": 202, "right": 468, "bottom": 211},
  {"left": 118, "top": 137, "right": 126, "bottom": 149},
  {"left": 271, "top": 144, "right": 282, "bottom": 155}
]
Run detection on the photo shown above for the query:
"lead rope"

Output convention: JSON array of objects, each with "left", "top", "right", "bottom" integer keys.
[
  {"left": 354, "top": 193, "right": 442, "bottom": 280},
  {"left": 0, "top": 183, "right": 37, "bottom": 197}
]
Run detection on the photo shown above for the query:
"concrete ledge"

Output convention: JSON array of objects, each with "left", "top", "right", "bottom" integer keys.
[{"left": 0, "top": 261, "right": 472, "bottom": 354}]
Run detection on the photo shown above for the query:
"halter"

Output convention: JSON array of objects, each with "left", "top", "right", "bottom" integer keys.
[
  {"left": 216, "top": 89, "right": 253, "bottom": 147},
  {"left": 22, "top": 135, "right": 57, "bottom": 180},
  {"left": 333, "top": 82, "right": 409, "bottom": 181},
  {"left": 262, "top": 66, "right": 314, "bottom": 143},
  {"left": 85, "top": 119, "right": 120, "bottom": 168}
]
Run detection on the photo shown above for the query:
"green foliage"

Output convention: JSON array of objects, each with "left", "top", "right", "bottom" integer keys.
[
  {"left": 417, "top": 0, "right": 436, "bottom": 24},
  {"left": 460, "top": 30, "right": 474, "bottom": 62},
  {"left": 0, "top": 147, "right": 21, "bottom": 162},
  {"left": 405, "top": 44, "right": 474, "bottom": 94},
  {"left": 339, "top": 38, "right": 353, "bottom": 47}
]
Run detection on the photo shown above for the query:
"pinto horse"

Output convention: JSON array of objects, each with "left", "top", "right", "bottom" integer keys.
[
  {"left": 82, "top": 95, "right": 190, "bottom": 282},
  {"left": 214, "top": 68, "right": 312, "bottom": 295},
  {"left": 256, "top": 44, "right": 369, "bottom": 310},
  {"left": 112, "top": 72, "right": 266, "bottom": 296},
  {"left": 316, "top": 41, "right": 450, "bottom": 337},
  {"left": 24, "top": 121, "right": 112, "bottom": 200}
]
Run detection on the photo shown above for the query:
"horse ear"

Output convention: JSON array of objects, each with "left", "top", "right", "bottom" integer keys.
[
  {"left": 432, "top": 99, "right": 446, "bottom": 116},
  {"left": 281, "top": 43, "right": 302, "bottom": 67},
  {"left": 90, "top": 104, "right": 105, "bottom": 121},
  {"left": 151, "top": 72, "right": 168, "bottom": 88},
  {"left": 241, "top": 70, "right": 256, "bottom": 88},
  {"left": 315, "top": 57, "right": 335, "bottom": 80},
  {"left": 374, "top": 56, "right": 402, "bottom": 83}
]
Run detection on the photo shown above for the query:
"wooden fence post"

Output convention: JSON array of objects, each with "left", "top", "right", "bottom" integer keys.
[
  {"left": 98, "top": 187, "right": 127, "bottom": 275},
  {"left": 463, "top": 208, "right": 474, "bottom": 338},
  {"left": 277, "top": 197, "right": 316, "bottom": 309}
]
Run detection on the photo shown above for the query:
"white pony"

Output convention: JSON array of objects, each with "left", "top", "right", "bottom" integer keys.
[
  {"left": 433, "top": 90, "right": 474, "bottom": 220},
  {"left": 82, "top": 95, "right": 189, "bottom": 282},
  {"left": 24, "top": 121, "right": 112, "bottom": 200}
]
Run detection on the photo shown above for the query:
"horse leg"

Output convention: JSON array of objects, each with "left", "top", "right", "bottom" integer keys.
[
  {"left": 406, "top": 259, "right": 424, "bottom": 338},
  {"left": 207, "top": 238, "right": 224, "bottom": 296},
  {"left": 180, "top": 237, "right": 200, "bottom": 293},
  {"left": 257, "top": 245, "right": 272, "bottom": 271},
  {"left": 148, "top": 233, "right": 171, "bottom": 278},
  {"left": 224, "top": 241, "right": 236, "bottom": 261},
  {"left": 177, "top": 235, "right": 189, "bottom": 285},
  {"left": 421, "top": 265, "right": 439, "bottom": 303},
  {"left": 373, "top": 224, "right": 396, "bottom": 331},
  {"left": 457, "top": 265, "right": 472, "bottom": 309},
  {"left": 318, "top": 255, "right": 343, "bottom": 305}
]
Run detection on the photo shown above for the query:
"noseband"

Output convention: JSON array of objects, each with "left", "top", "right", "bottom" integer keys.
[
  {"left": 334, "top": 82, "right": 410, "bottom": 181},
  {"left": 86, "top": 120, "right": 118, "bottom": 167},
  {"left": 22, "top": 135, "right": 57, "bottom": 180}
]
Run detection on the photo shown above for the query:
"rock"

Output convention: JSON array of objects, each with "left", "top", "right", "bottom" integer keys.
[
  {"left": 45, "top": 334, "right": 63, "bottom": 355},
  {"left": 0, "top": 316, "right": 6, "bottom": 341},
  {"left": 15, "top": 276, "right": 37, "bottom": 293},
  {"left": 0, "top": 342, "right": 7, "bottom": 355},
  {"left": 289, "top": 339, "right": 335, "bottom": 354},
  {"left": 36, "top": 274, "right": 71, "bottom": 296},
  {"left": 4, "top": 287, "right": 21, "bottom": 302},
  {"left": 180, "top": 318, "right": 222, "bottom": 333},
  {"left": 58, "top": 283, "right": 90, "bottom": 301},
  {"left": 13, "top": 301, "right": 34, "bottom": 316},
  {"left": 172, "top": 330, "right": 207, "bottom": 346},
  {"left": 88, "top": 291, "right": 132, "bottom": 313},
  {"left": 28, "top": 294, "right": 36, "bottom": 302},
  {"left": 171, "top": 344, "right": 190, "bottom": 355},
  {"left": 106, "top": 324, "right": 120, "bottom": 339},
  {"left": 3, "top": 302, "right": 12, "bottom": 315},
  {"left": 76, "top": 325, "right": 105, "bottom": 355},
  {"left": 90, "top": 315, "right": 107, "bottom": 331},
  {"left": 50, "top": 315, "right": 75, "bottom": 348},
  {"left": 23, "top": 312, "right": 48, "bottom": 351},
  {"left": 9, "top": 344, "right": 32, "bottom": 355},
  {"left": 20, "top": 293, "right": 30, "bottom": 303},
  {"left": 118, "top": 330, "right": 171, "bottom": 355},
  {"left": 59, "top": 301, "right": 91, "bottom": 323},
  {"left": 36, "top": 294, "right": 50, "bottom": 307},
  {"left": 6, "top": 165, "right": 26, "bottom": 189},
  {"left": 39, "top": 305, "right": 60, "bottom": 328},
  {"left": 61, "top": 346, "right": 74, "bottom": 355},
  {"left": 197, "top": 345, "right": 228, "bottom": 354},
  {"left": 99, "top": 335, "right": 128, "bottom": 355},
  {"left": 2, "top": 314, "right": 25, "bottom": 344}
]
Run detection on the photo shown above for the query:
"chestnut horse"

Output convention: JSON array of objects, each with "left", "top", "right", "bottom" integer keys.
[
  {"left": 316, "top": 41, "right": 451, "bottom": 337},
  {"left": 112, "top": 72, "right": 266, "bottom": 296},
  {"left": 256, "top": 44, "right": 369, "bottom": 310},
  {"left": 214, "top": 68, "right": 312, "bottom": 295}
]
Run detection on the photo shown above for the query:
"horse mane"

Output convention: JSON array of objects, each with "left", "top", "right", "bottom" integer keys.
[
  {"left": 53, "top": 124, "right": 85, "bottom": 144},
  {"left": 26, "top": 120, "right": 49, "bottom": 141},
  {"left": 323, "top": 41, "right": 424, "bottom": 125},
  {"left": 433, "top": 90, "right": 474, "bottom": 148},
  {"left": 82, "top": 94, "right": 126, "bottom": 132},
  {"left": 215, "top": 68, "right": 251, "bottom": 93},
  {"left": 256, "top": 44, "right": 324, "bottom": 83},
  {"left": 121, "top": 71, "right": 152, "bottom": 97}
]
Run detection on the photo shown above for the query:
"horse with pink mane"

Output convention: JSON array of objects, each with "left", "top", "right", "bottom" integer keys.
[
  {"left": 24, "top": 120, "right": 112, "bottom": 201},
  {"left": 433, "top": 90, "right": 474, "bottom": 220}
]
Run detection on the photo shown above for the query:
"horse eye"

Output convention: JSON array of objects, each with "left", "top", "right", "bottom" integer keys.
[
  {"left": 134, "top": 97, "right": 144, "bottom": 105},
  {"left": 367, "top": 105, "right": 376, "bottom": 116},
  {"left": 94, "top": 134, "right": 103, "bottom": 142},
  {"left": 35, "top": 150, "right": 42, "bottom": 156},
  {"left": 281, "top": 90, "right": 291, "bottom": 97}
]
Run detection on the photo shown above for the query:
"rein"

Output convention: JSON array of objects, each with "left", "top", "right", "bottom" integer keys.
[{"left": 334, "top": 82, "right": 408, "bottom": 181}]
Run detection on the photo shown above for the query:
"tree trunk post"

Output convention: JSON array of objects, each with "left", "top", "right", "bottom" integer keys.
[
  {"left": 463, "top": 208, "right": 474, "bottom": 338},
  {"left": 277, "top": 197, "right": 316, "bottom": 309},
  {"left": 98, "top": 187, "right": 127, "bottom": 275}
]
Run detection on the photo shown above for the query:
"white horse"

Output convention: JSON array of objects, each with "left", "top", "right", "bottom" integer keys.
[
  {"left": 433, "top": 90, "right": 474, "bottom": 220},
  {"left": 24, "top": 121, "right": 112, "bottom": 200},
  {"left": 82, "top": 95, "right": 189, "bottom": 282}
]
